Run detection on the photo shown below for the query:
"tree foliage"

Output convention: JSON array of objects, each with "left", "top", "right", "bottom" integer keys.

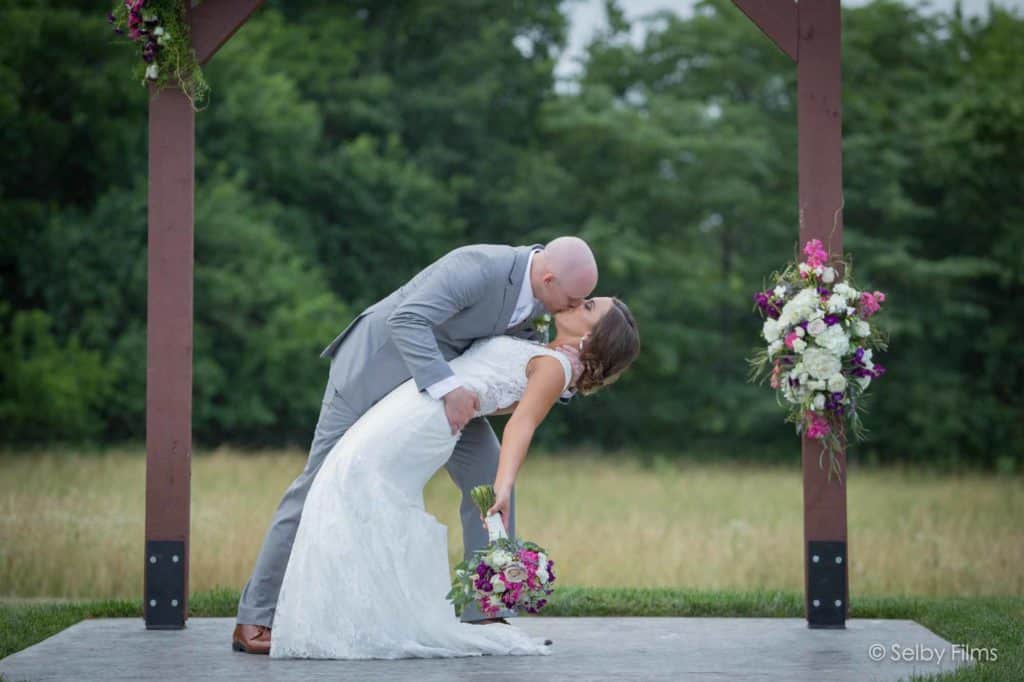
[{"left": 1, "top": 0, "right": 1020, "bottom": 470}]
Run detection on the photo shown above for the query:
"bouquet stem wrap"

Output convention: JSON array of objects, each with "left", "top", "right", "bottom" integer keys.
[{"left": 485, "top": 513, "right": 508, "bottom": 542}]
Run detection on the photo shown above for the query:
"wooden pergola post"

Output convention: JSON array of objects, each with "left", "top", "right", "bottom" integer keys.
[
  {"left": 144, "top": 0, "right": 265, "bottom": 630},
  {"left": 731, "top": 0, "right": 848, "bottom": 628}
]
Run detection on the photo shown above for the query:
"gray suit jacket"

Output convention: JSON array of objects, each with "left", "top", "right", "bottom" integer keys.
[{"left": 321, "top": 243, "right": 561, "bottom": 414}]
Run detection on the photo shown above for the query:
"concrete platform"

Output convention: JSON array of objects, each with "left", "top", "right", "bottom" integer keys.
[{"left": 0, "top": 617, "right": 975, "bottom": 681}]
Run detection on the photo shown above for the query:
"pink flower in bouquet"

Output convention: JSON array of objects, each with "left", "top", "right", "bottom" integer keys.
[
  {"left": 770, "top": 360, "right": 782, "bottom": 389},
  {"left": 859, "top": 291, "right": 886, "bottom": 318},
  {"left": 803, "top": 239, "right": 829, "bottom": 268},
  {"left": 805, "top": 412, "right": 831, "bottom": 439},
  {"left": 784, "top": 331, "right": 800, "bottom": 350}
]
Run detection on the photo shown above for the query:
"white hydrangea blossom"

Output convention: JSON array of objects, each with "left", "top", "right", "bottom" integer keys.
[
  {"left": 802, "top": 348, "right": 842, "bottom": 379},
  {"left": 814, "top": 324, "right": 851, "bottom": 356},
  {"left": 826, "top": 294, "right": 847, "bottom": 313}
]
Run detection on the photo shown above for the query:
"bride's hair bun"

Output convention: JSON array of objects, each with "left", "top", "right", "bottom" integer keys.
[{"left": 575, "top": 297, "right": 639, "bottom": 396}]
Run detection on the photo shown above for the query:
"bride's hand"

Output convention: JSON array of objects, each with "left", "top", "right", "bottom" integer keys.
[{"left": 481, "top": 485, "right": 512, "bottom": 533}]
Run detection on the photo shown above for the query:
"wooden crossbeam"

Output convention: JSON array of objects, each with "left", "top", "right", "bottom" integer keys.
[
  {"left": 190, "top": 0, "right": 266, "bottom": 66},
  {"left": 733, "top": 0, "right": 798, "bottom": 62}
]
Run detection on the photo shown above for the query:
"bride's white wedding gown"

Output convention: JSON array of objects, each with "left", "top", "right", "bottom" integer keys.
[{"left": 270, "top": 335, "right": 571, "bottom": 659}]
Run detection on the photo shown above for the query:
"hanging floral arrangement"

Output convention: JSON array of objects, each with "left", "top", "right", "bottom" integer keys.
[
  {"left": 107, "top": 0, "right": 210, "bottom": 111},
  {"left": 748, "top": 239, "right": 890, "bottom": 484}
]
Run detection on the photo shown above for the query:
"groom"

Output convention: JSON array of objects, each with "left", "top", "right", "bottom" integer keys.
[{"left": 233, "top": 237, "right": 599, "bottom": 654}]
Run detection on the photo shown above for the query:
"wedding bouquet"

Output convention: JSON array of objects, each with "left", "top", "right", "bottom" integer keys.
[
  {"left": 748, "top": 238, "right": 889, "bottom": 483},
  {"left": 446, "top": 485, "right": 556, "bottom": 617}
]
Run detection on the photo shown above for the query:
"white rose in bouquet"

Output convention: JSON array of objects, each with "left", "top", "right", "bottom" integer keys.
[
  {"left": 807, "top": 318, "right": 828, "bottom": 336},
  {"left": 488, "top": 549, "right": 513, "bottom": 568},
  {"left": 768, "top": 339, "right": 783, "bottom": 357},
  {"left": 792, "top": 338, "right": 807, "bottom": 353},
  {"left": 490, "top": 576, "right": 507, "bottom": 593},
  {"left": 827, "top": 374, "right": 847, "bottom": 392},
  {"left": 773, "top": 284, "right": 787, "bottom": 298},
  {"left": 822, "top": 266, "right": 836, "bottom": 283},
  {"left": 762, "top": 319, "right": 781, "bottom": 342},
  {"left": 854, "top": 320, "right": 871, "bottom": 337},
  {"left": 802, "top": 348, "right": 842, "bottom": 379},
  {"left": 812, "top": 393, "right": 826, "bottom": 410},
  {"left": 834, "top": 282, "right": 859, "bottom": 301},
  {"left": 795, "top": 326, "right": 806, "bottom": 337}
]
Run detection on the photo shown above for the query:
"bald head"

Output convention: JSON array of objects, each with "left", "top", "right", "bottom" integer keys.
[{"left": 544, "top": 236, "right": 598, "bottom": 298}]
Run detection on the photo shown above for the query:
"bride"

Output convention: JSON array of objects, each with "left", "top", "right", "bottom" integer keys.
[{"left": 269, "top": 296, "right": 639, "bottom": 659}]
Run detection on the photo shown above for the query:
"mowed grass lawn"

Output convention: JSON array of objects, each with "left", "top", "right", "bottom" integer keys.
[{"left": 1, "top": 448, "right": 1021, "bottom": 600}]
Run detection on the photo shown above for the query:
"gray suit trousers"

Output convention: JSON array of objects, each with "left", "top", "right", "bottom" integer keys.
[{"left": 235, "top": 358, "right": 516, "bottom": 627}]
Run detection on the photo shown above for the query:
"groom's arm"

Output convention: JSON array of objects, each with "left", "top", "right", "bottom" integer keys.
[{"left": 386, "top": 250, "right": 491, "bottom": 396}]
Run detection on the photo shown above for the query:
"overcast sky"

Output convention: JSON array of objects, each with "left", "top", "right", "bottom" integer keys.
[{"left": 556, "top": 0, "right": 1013, "bottom": 80}]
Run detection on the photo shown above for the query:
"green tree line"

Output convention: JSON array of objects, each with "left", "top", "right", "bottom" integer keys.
[{"left": 1, "top": 0, "right": 1021, "bottom": 469}]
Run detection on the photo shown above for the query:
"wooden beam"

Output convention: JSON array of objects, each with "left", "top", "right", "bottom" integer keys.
[
  {"left": 190, "top": 0, "right": 265, "bottom": 66},
  {"left": 144, "top": 77, "right": 194, "bottom": 628},
  {"left": 797, "top": 0, "right": 848, "bottom": 628},
  {"left": 732, "top": 0, "right": 798, "bottom": 62}
]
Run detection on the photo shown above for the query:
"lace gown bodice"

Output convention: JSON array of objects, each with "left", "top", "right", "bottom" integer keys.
[
  {"left": 270, "top": 336, "right": 571, "bottom": 659},
  {"left": 451, "top": 336, "right": 573, "bottom": 416}
]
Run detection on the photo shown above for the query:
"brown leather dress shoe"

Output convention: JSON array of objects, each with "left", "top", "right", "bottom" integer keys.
[{"left": 232, "top": 623, "right": 271, "bottom": 654}]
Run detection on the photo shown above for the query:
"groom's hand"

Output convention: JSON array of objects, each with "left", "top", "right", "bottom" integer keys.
[{"left": 443, "top": 386, "right": 479, "bottom": 434}]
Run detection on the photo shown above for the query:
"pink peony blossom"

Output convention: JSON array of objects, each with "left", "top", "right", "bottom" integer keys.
[
  {"left": 784, "top": 331, "right": 799, "bottom": 349},
  {"left": 859, "top": 290, "right": 886, "bottom": 318}
]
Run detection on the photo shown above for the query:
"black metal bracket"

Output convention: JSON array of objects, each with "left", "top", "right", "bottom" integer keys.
[
  {"left": 145, "top": 540, "right": 186, "bottom": 629},
  {"left": 807, "top": 540, "right": 846, "bottom": 628}
]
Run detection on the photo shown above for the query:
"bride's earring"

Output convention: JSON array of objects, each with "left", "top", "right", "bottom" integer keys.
[{"left": 578, "top": 336, "right": 586, "bottom": 351}]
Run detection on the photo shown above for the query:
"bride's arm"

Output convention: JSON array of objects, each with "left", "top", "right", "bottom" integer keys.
[{"left": 492, "top": 356, "right": 566, "bottom": 494}]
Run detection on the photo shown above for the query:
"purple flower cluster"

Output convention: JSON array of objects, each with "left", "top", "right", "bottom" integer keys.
[
  {"left": 108, "top": 1, "right": 163, "bottom": 66},
  {"left": 753, "top": 290, "right": 781, "bottom": 319},
  {"left": 473, "top": 561, "right": 495, "bottom": 592},
  {"left": 824, "top": 392, "right": 846, "bottom": 415},
  {"left": 850, "top": 347, "right": 887, "bottom": 380}
]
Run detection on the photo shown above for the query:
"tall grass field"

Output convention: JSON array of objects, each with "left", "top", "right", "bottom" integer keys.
[{"left": 1, "top": 449, "right": 1021, "bottom": 600}]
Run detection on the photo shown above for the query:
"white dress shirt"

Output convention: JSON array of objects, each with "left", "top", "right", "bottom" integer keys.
[{"left": 424, "top": 249, "right": 542, "bottom": 400}]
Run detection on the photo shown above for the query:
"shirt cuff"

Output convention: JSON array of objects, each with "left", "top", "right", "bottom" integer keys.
[{"left": 425, "top": 375, "right": 462, "bottom": 400}]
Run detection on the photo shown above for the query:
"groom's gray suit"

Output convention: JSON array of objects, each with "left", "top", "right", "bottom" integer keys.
[{"left": 237, "top": 243, "right": 560, "bottom": 627}]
